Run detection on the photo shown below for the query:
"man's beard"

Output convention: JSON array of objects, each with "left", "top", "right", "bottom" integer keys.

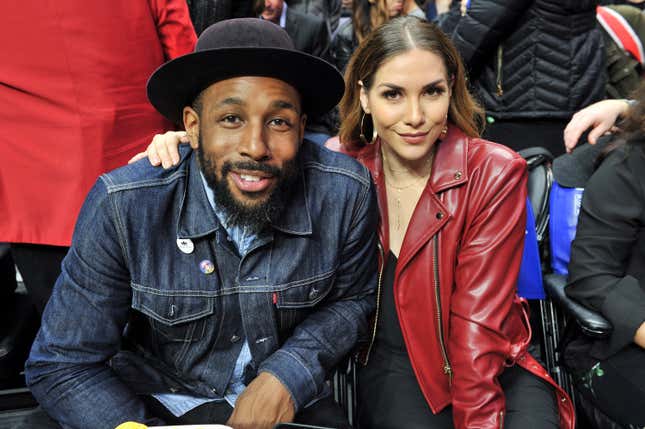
[{"left": 197, "top": 136, "right": 300, "bottom": 230}]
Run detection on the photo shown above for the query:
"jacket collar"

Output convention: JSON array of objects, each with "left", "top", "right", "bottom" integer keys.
[
  {"left": 177, "top": 150, "right": 312, "bottom": 239},
  {"left": 351, "top": 125, "right": 469, "bottom": 262}
]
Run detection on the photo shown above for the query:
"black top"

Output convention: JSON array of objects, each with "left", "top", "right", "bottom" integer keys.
[{"left": 566, "top": 144, "right": 645, "bottom": 361}]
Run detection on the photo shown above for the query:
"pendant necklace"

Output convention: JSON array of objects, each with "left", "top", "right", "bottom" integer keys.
[{"left": 382, "top": 149, "right": 435, "bottom": 231}]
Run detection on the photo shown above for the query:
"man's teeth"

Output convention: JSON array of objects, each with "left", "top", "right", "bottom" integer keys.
[{"left": 240, "top": 174, "right": 261, "bottom": 182}]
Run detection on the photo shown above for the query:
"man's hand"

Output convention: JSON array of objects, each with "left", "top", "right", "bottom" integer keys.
[
  {"left": 127, "top": 131, "right": 189, "bottom": 167},
  {"left": 563, "top": 99, "right": 631, "bottom": 153},
  {"left": 227, "top": 372, "right": 296, "bottom": 429}
]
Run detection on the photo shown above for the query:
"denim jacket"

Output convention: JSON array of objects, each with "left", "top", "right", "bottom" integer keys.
[{"left": 25, "top": 141, "right": 378, "bottom": 429}]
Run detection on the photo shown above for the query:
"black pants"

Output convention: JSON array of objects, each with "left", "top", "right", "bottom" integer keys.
[
  {"left": 18, "top": 394, "right": 351, "bottom": 429},
  {"left": 10, "top": 243, "right": 68, "bottom": 315},
  {"left": 573, "top": 344, "right": 645, "bottom": 427},
  {"left": 358, "top": 364, "right": 559, "bottom": 429}
]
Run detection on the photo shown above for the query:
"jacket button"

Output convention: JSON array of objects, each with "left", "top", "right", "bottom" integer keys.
[
  {"left": 230, "top": 334, "right": 241, "bottom": 343},
  {"left": 436, "top": 212, "right": 444, "bottom": 219},
  {"left": 454, "top": 171, "right": 463, "bottom": 180},
  {"left": 308, "top": 288, "right": 319, "bottom": 300}
]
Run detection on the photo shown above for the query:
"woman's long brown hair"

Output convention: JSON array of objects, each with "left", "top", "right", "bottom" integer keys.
[{"left": 339, "top": 16, "right": 484, "bottom": 150}]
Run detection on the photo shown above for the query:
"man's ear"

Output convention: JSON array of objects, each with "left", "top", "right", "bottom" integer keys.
[
  {"left": 358, "top": 80, "right": 370, "bottom": 114},
  {"left": 299, "top": 114, "right": 307, "bottom": 144},
  {"left": 183, "top": 106, "right": 200, "bottom": 149}
]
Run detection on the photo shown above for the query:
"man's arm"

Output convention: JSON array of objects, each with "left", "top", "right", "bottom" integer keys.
[
  {"left": 235, "top": 174, "right": 378, "bottom": 424},
  {"left": 25, "top": 179, "right": 165, "bottom": 429}
]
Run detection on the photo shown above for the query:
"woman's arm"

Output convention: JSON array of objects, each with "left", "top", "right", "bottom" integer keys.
[
  {"left": 566, "top": 148, "right": 645, "bottom": 355},
  {"left": 448, "top": 152, "right": 528, "bottom": 428},
  {"left": 128, "top": 131, "right": 189, "bottom": 167}
]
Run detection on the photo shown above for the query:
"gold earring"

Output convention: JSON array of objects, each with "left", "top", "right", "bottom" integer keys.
[
  {"left": 439, "top": 116, "right": 448, "bottom": 140},
  {"left": 360, "top": 112, "right": 378, "bottom": 145}
]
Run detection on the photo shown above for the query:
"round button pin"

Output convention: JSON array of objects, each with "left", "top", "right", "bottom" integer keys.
[
  {"left": 176, "top": 238, "right": 195, "bottom": 254},
  {"left": 199, "top": 259, "right": 215, "bottom": 274}
]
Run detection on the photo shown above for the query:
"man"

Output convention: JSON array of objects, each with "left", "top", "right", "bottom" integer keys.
[
  {"left": 286, "top": 0, "right": 342, "bottom": 35},
  {"left": 260, "top": 0, "right": 331, "bottom": 60},
  {"left": 25, "top": 18, "right": 377, "bottom": 429}
]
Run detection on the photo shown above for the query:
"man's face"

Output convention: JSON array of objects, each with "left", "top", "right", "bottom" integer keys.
[
  {"left": 262, "top": 0, "right": 284, "bottom": 23},
  {"left": 184, "top": 76, "right": 306, "bottom": 228}
]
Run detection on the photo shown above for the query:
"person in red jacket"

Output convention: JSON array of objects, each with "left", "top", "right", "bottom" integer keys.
[
  {"left": 135, "top": 16, "right": 575, "bottom": 429},
  {"left": 0, "top": 0, "right": 196, "bottom": 314}
]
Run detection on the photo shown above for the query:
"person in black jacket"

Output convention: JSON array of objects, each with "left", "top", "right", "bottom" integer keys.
[
  {"left": 564, "top": 82, "right": 645, "bottom": 427},
  {"left": 439, "top": 0, "right": 606, "bottom": 156}
]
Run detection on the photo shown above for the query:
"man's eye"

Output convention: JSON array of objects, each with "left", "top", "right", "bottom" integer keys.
[
  {"left": 269, "top": 118, "right": 292, "bottom": 129},
  {"left": 222, "top": 115, "right": 240, "bottom": 123}
]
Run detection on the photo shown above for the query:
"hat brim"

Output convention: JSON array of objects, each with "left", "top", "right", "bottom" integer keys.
[{"left": 147, "top": 47, "right": 344, "bottom": 124}]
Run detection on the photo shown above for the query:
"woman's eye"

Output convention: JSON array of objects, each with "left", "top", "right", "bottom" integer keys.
[
  {"left": 382, "top": 90, "right": 400, "bottom": 100},
  {"left": 426, "top": 87, "right": 446, "bottom": 96}
]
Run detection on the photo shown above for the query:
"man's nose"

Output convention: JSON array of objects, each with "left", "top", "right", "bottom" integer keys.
[{"left": 239, "top": 121, "right": 270, "bottom": 161}]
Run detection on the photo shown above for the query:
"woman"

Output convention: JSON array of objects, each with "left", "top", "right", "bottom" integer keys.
[
  {"left": 137, "top": 16, "right": 574, "bottom": 429},
  {"left": 331, "top": 0, "right": 403, "bottom": 72},
  {"left": 564, "top": 83, "right": 645, "bottom": 427}
]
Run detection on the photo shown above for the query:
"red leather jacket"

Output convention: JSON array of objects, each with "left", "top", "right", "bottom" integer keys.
[{"left": 334, "top": 127, "right": 574, "bottom": 428}]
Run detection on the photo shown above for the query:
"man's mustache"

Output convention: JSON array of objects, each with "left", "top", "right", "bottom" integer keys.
[{"left": 221, "top": 161, "right": 282, "bottom": 177}]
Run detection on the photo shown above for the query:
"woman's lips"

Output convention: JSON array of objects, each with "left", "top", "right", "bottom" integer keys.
[{"left": 397, "top": 131, "right": 429, "bottom": 144}]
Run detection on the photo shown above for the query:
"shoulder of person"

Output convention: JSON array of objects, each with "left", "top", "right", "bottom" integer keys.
[
  {"left": 300, "top": 140, "right": 372, "bottom": 185},
  {"left": 100, "top": 144, "right": 193, "bottom": 193}
]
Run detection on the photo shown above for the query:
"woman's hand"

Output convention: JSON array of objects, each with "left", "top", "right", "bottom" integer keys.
[
  {"left": 563, "top": 99, "right": 631, "bottom": 153},
  {"left": 128, "top": 131, "right": 190, "bottom": 168}
]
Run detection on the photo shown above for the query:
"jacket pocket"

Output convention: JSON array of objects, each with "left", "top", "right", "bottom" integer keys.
[
  {"left": 273, "top": 273, "right": 335, "bottom": 340},
  {"left": 131, "top": 286, "right": 215, "bottom": 343}
]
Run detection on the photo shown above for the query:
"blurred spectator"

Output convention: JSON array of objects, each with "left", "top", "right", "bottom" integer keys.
[
  {"left": 597, "top": 5, "right": 645, "bottom": 99},
  {"left": 259, "top": 0, "right": 331, "bottom": 59},
  {"left": 0, "top": 0, "right": 196, "bottom": 314},
  {"left": 186, "top": 0, "right": 256, "bottom": 34},
  {"left": 288, "top": 0, "right": 343, "bottom": 35},
  {"left": 331, "top": 0, "right": 404, "bottom": 72},
  {"left": 440, "top": 0, "right": 605, "bottom": 157},
  {"left": 564, "top": 82, "right": 645, "bottom": 427},
  {"left": 403, "top": 0, "right": 426, "bottom": 18}
]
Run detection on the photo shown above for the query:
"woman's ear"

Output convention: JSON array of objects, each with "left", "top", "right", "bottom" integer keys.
[{"left": 358, "top": 80, "right": 370, "bottom": 114}]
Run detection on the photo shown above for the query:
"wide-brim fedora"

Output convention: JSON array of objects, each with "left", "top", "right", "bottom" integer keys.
[{"left": 147, "top": 18, "right": 344, "bottom": 124}]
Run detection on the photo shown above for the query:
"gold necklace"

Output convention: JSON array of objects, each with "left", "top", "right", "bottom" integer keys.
[{"left": 382, "top": 149, "right": 435, "bottom": 230}]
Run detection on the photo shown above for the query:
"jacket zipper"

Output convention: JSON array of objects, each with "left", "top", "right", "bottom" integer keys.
[
  {"left": 496, "top": 45, "right": 504, "bottom": 97},
  {"left": 433, "top": 236, "right": 453, "bottom": 385},
  {"left": 363, "top": 241, "right": 385, "bottom": 365}
]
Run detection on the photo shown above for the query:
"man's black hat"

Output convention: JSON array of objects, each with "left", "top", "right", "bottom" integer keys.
[{"left": 147, "top": 18, "right": 344, "bottom": 124}]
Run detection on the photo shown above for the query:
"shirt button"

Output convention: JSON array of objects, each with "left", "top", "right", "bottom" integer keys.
[
  {"left": 454, "top": 171, "right": 463, "bottom": 180},
  {"left": 436, "top": 212, "right": 444, "bottom": 219},
  {"left": 230, "top": 334, "right": 241, "bottom": 343},
  {"left": 308, "top": 288, "right": 319, "bottom": 300}
]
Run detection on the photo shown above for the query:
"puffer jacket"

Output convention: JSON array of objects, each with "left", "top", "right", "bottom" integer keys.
[
  {"left": 440, "top": 0, "right": 605, "bottom": 121},
  {"left": 334, "top": 126, "right": 575, "bottom": 428}
]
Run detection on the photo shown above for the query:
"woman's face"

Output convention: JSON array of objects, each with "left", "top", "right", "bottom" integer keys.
[
  {"left": 360, "top": 48, "right": 451, "bottom": 164},
  {"left": 384, "top": 0, "right": 404, "bottom": 17}
]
